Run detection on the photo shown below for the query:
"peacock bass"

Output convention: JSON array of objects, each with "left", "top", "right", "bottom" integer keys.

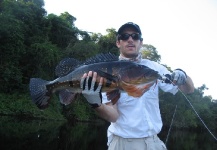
[{"left": 29, "top": 53, "right": 160, "bottom": 109}]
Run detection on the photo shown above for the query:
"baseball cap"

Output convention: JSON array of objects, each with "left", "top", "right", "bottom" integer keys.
[{"left": 117, "top": 22, "right": 142, "bottom": 35}]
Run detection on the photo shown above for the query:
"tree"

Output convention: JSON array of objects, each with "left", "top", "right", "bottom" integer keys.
[
  {"left": 64, "top": 40, "right": 99, "bottom": 61},
  {"left": 97, "top": 28, "right": 119, "bottom": 55},
  {"left": 141, "top": 44, "right": 161, "bottom": 62},
  {"left": 197, "top": 84, "right": 209, "bottom": 97},
  {"left": 0, "top": 0, "right": 57, "bottom": 92},
  {"left": 0, "top": 13, "right": 26, "bottom": 92},
  {"left": 46, "top": 13, "right": 79, "bottom": 49}
]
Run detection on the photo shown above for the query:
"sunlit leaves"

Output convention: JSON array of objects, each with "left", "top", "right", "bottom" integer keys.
[{"left": 141, "top": 44, "right": 161, "bottom": 62}]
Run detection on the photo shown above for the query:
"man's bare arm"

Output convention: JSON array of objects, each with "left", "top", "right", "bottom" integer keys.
[
  {"left": 95, "top": 102, "right": 119, "bottom": 123},
  {"left": 178, "top": 75, "right": 194, "bottom": 94}
]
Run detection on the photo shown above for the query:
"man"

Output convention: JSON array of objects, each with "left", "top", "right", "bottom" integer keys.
[{"left": 81, "top": 22, "right": 194, "bottom": 150}]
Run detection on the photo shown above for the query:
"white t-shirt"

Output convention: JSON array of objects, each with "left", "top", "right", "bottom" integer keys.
[{"left": 102, "top": 59, "right": 179, "bottom": 145}]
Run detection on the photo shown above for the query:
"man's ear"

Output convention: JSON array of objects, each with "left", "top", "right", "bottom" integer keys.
[
  {"left": 139, "top": 40, "right": 143, "bottom": 48},
  {"left": 116, "top": 41, "right": 120, "bottom": 48}
]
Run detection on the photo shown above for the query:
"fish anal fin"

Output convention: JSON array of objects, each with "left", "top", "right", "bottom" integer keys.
[{"left": 58, "top": 90, "right": 77, "bottom": 105}]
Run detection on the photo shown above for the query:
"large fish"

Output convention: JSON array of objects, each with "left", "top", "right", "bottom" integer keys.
[{"left": 29, "top": 53, "right": 161, "bottom": 109}]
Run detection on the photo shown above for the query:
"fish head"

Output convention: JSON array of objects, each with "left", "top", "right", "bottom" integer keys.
[
  {"left": 118, "top": 63, "right": 160, "bottom": 97},
  {"left": 119, "top": 63, "right": 159, "bottom": 84}
]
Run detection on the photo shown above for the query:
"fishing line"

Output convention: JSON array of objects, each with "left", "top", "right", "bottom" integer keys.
[
  {"left": 162, "top": 75, "right": 217, "bottom": 141},
  {"left": 177, "top": 87, "right": 217, "bottom": 141},
  {"left": 165, "top": 105, "right": 177, "bottom": 145}
]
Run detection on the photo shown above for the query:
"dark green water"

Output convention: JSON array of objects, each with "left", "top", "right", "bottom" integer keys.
[{"left": 0, "top": 116, "right": 216, "bottom": 150}]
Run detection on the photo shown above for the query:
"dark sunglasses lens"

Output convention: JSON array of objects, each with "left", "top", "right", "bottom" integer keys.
[
  {"left": 119, "top": 33, "right": 141, "bottom": 40},
  {"left": 120, "top": 34, "right": 130, "bottom": 40},
  {"left": 131, "top": 34, "right": 140, "bottom": 40}
]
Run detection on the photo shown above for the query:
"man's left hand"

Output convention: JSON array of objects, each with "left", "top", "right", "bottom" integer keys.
[{"left": 171, "top": 69, "right": 187, "bottom": 85}]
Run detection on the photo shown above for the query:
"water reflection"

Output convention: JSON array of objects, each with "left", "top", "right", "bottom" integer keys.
[
  {"left": 159, "top": 128, "right": 217, "bottom": 150},
  {"left": 0, "top": 116, "right": 216, "bottom": 150},
  {"left": 0, "top": 116, "right": 108, "bottom": 150}
]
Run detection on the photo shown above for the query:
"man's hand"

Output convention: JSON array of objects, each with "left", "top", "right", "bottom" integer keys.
[
  {"left": 171, "top": 69, "right": 187, "bottom": 85},
  {"left": 80, "top": 71, "right": 103, "bottom": 108}
]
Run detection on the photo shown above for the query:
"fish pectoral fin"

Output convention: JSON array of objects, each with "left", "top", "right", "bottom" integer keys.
[
  {"left": 106, "top": 90, "right": 120, "bottom": 104},
  {"left": 95, "top": 70, "right": 118, "bottom": 83},
  {"left": 58, "top": 89, "right": 77, "bottom": 105}
]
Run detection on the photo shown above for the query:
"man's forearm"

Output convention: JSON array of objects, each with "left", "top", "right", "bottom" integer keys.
[
  {"left": 95, "top": 103, "right": 119, "bottom": 123},
  {"left": 179, "top": 76, "right": 194, "bottom": 94}
]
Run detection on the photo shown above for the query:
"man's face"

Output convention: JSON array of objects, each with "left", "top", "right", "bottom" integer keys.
[{"left": 116, "top": 27, "right": 143, "bottom": 58}]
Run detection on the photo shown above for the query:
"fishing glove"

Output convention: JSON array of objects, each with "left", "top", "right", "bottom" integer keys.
[
  {"left": 171, "top": 69, "right": 187, "bottom": 85},
  {"left": 81, "top": 76, "right": 102, "bottom": 109}
]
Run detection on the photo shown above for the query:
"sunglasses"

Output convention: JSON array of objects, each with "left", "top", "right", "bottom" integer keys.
[{"left": 118, "top": 33, "right": 142, "bottom": 41}]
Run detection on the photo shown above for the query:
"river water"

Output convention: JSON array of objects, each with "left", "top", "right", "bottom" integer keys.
[{"left": 0, "top": 116, "right": 216, "bottom": 150}]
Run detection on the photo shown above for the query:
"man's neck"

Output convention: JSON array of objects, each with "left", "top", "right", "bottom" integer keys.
[{"left": 119, "top": 53, "right": 142, "bottom": 63}]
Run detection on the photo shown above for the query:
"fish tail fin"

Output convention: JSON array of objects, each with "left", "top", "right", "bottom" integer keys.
[
  {"left": 29, "top": 78, "right": 51, "bottom": 109},
  {"left": 58, "top": 90, "right": 78, "bottom": 105}
]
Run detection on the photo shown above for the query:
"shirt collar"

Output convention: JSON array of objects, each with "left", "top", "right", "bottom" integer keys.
[{"left": 119, "top": 52, "right": 142, "bottom": 63}]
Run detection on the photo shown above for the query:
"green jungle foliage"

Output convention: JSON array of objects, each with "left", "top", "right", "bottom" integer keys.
[{"left": 0, "top": 0, "right": 216, "bottom": 130}]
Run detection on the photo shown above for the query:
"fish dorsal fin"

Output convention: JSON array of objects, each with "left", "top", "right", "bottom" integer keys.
[
  {"left": 84, "top": 53, "right": 118, "bottom": 65},
  {"left": 55, "top": 53, "right": 118, "bottom": 77},
  {"left": 55, "top": 58, "right": 81, "bottom": 77}
]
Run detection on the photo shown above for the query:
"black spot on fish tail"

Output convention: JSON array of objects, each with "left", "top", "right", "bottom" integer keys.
[{"left": 29, "top": 78, "right": 51, "bottom": 109}]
